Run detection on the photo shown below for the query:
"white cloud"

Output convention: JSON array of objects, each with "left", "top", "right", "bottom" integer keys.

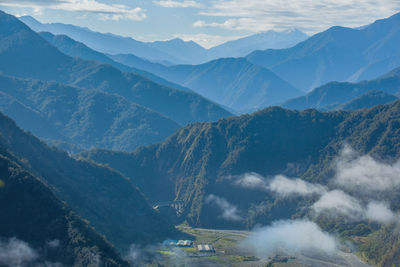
[
  {"left": 269, "top": 175, "right": 326, "bottom": 197},
  {"left": 173, "top": 33, "right": 242, "bottom": 48},
  {"left": 241, "top": 220, "right": 337, "bottom": 257},
  {"left": 197, "top": 0, "right": 400, "bottom": 33},
  {"left": 312, "top": 190, "right": 399, "bottom": 225},
  {"left": 312, "top": 190, "right": 364, "bottom": 218},
  {"left": 153, "top": 0, "right": 202, "bottom": 8},
  {"left": 0, "top": 238, "right": 38, "bottom": 266},
  {"left": 234, "top": 172, "right": 269, "bottom": 191},
  {"left": 193, "top": 18, "right": 256, "bottom": 31},
  {"left": 0, "top": 0, "right": 147, "bottom": 21},
  {"left": 334, "top": 146, "right": 400, "bottom": 193},
  {"left": 205, "top": 194, "right": 242, "bottom": 221},
  {"left": 365, "top": 201, "right": 398, "bottom": 224},
  {"left": 234, "top": 173, "right": 326, "bottom": 197}
]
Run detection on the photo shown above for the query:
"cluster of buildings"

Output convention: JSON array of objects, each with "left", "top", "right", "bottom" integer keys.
[
  {"left": 163, "top": 240, "right": 215, "bottom": 253},
  {"left": 163, "top": 240, "right": 193, "bottom": 247}
]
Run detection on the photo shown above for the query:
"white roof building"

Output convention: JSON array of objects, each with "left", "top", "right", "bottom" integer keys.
[{"left": 197, "top": 244, "right": 215, "bottom": 252}]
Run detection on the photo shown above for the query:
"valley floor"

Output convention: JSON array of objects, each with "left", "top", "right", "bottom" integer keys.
[{"left": 141, "top": 227, "right": 372, "bottom": 267}]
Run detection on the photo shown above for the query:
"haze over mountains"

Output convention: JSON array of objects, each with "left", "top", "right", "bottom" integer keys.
[
  {"left": 247, "top": 12, "right": 400, "bottom": 92},
  {"left": 2, "top": 7, "right": 400, "bottom": 266},
  {"left": 19, "top": 15, "right": 309, "bottom": 65},
  {"left": 32, "top": 27, "right": 304, "bottom": 113},
  {"left": 282, "top": 66, "right": 400, "bottom": 110},
  {"left": 115, "top": 56, "right": 302, "bottom": 113},
  {"left": 19, "top": 12, "right": 400, "bottom": 114},
  {"left": 0, "top": 11, "right": 231, "bottom": 151}
]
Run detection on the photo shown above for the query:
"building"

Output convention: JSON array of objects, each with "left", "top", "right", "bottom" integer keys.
[
  {"left": 177, "top": 240, "right": 193, "bottom": 247},
  {"left": 197, "top": 244, "right": 215, "bottom": 253},
  {"left": 163, "top": 240, "right": 178, "bottom": 246},
  {"left": 163, "top": 240, "right": 193, "bottom": 247}
]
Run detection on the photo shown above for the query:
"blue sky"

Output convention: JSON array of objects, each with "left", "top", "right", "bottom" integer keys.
[{"left": 1, "top": 0, "right": 400, "bottom": 48}]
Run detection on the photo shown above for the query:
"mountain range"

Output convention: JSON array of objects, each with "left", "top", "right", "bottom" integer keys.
[
  {"left": 0, "top": 10, "right": 231, "bottom": 151},
  {"left": 282, "top": 66, "right": 400, "bottom": 110},
  {"left": 39, "top": 31, "right": 193, "bottom": 93},
  {"left": 2, "top": 7, "right": 400, "bottom": 267},
  {"left": 206, "top": 29, "right": 308, "bottom": 59},
  {"left": 247, "top": 12, "right": 400, "bottom": 92},
  {"left": 35, "top": 28, "right": 303, "bottom": 114},
  {"left": 19, "top": 15, "right": 308, "bottom": 65},
  {"left": 111, "top": 55, "right": 303, "bottom": 113}
]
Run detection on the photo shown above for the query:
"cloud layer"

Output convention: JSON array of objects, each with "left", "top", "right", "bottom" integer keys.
[
  {"left": 198, "top": 0, "right": 400, "bottom": 33},
  {"left": 0, "top": 0, "right": 147, "bottom": 21},
  {"left": 153, "top": 0, "right": 202, "bottom": 8},
  {"left": 241, "top": 220, "right": 337, "bottom": 257}
]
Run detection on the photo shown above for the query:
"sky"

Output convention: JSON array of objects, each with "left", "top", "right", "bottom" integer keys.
[{"left": 0, "top": 0, "right": 400, "bottom": 48}]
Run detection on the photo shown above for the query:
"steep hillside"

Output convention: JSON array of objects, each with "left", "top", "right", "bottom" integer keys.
[
  {"left": 282, "top": 66, "right": 400, "bottom": 110},
  {"left": 81, "top": 101, "right": 400, "bottom": 227},
  {"left": 80, "top": 107, "right": 346, "bottom": 227},
  {"left": 0, "top": 112, "right": 179, "bottom": 252},
  {"left": 247, "top": 12, "right": 400, "bottom": 91},
  {"left": 113, "top": 56, "right": 302, "bottom": 113},
  {"left": 0, "top": 74, "right": 180, "bottom": 151},
  {"left": 0, "top": 152, "right": 128, "bottom": 266},
  {"left": 0, "top": 11, "right": 231, "bottom": 126}
]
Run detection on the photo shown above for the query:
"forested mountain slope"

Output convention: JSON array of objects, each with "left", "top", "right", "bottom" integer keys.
[
  {"left": 0, "top": 74, "right": 180, "bottom": 151},
  {"left": 0, "top": 152, "right": 128, "bottom": 266},
  {"left": 282, "top": 66, "right": 400, "bottom": 110},
  {"left": 0, "top": 112, "right": 179, "bottom": 252},
  {"left": 81, "top": 101, "right": 400, "bottom": 227}
]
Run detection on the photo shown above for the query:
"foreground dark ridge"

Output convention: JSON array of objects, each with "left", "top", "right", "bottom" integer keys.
[{"left": 0, "top": 112, "right": 180, "bottom": 252}]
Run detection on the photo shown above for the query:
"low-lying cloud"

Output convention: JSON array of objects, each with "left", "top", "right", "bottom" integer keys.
[
  {"left": 312, "top": 190, "right": 364, "bottom": 218},
  {"left": 335, "top": 146, "right": 400, "bottom": 193},
  {"left": 234, "top": 173, "right": 326, "bottom": 197},
  {"left": 234, "top": 146, "right": 400, "bottom": 225},
  {"left": 241, "top": 220, "right": 337, "bottom": 257},
  {"left": 312, "top": 190, "right": 399, "bottom": 224},
  {"left": 269, "top": 175, "right": 326, "bottom": 197},
  {"left": 205, "top": 194, "right": 242, "bottom": 221},
  {"left": 234, "top": 172, "right": 269, "bottom": 191},
  {"left": 0, "top": 238, "right": 38, "bottom": 267},
  {"left": 365, "top": 201, "right": 398, "bottom": 224}
]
